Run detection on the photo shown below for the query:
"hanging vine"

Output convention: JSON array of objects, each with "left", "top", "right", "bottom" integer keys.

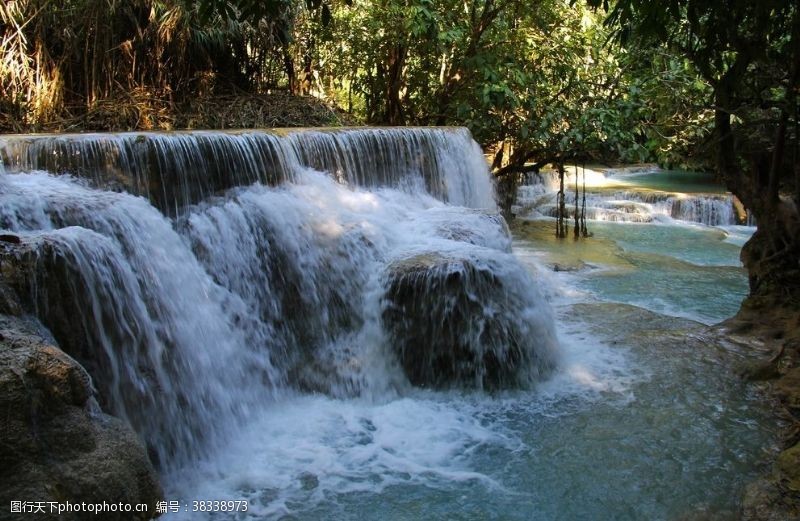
[{"left": 556, "top": 162, "right": 567, "bottom": 238}]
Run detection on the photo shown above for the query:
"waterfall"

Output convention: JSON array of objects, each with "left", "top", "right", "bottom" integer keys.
[
  {"left": 668, "top": 196, "right": 736, "bottom": 226},
  {"left": 0, "top": 173, "right": 279, "bottom": 467},
  {"left": 0, "top": 128, "right": 495, "bottom": 212},
  {"left": 0, "top": 128, "right": 557, "bottom": 470}
]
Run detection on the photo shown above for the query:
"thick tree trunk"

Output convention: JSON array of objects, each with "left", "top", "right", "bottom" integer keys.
[
  {"left": 283, "top": 47, "right": 296, "bottom": 95},
  {"left": 724, "top": 26, "right": 800, "bottom": 310}
]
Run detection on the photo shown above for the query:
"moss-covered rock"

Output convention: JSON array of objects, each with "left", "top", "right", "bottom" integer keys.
[{"left": 776, "top": 443, "right": 800, "bottom": 493}]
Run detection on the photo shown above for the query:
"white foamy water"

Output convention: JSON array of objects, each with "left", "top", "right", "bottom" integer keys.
[
  {"left": 0, "top": 131, "right": 773, "bottom": 520},
  {"left": 164, "top": 317, "right": 642, "bottom": 520}
]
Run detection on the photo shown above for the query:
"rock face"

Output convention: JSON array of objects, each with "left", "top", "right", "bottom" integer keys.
[
  {"left": 382, "top": 252, "right": 556, "bottom": 389},
  {"left": 0, "top": 235, "right": 145, "bottom": 423},
  {"left": 0, "top": 314, "right": 162, "bottom": 520}
]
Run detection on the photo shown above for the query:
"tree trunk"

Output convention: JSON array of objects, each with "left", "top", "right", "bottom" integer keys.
[
  {"left": 283, "top": 47, "right": 296, "bottom": 95},
  {"left": 581, "top": 163, "right": 588, "bottom": 237},
  {"left": 732, "top": 17, "right": 800, "bottom": 309},
  {"left": 384, "top": 44, "right": 407, "bottom": 125}
]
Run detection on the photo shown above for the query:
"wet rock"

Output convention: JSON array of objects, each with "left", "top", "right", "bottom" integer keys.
[
  {"left": 287, "top": 343, "right": 365, "bottom": 398},
  {"left": 742, "top": 479, "right": 788, "bottom": 521},
  {"left": 775, "top": 367, "right": 800, "bottom": 409},
  {"left": 0, "top": 315, "right": 162, "bottom": 520},
  {"left": 732, "top": 196, "right": 748, "bottom": 225},
  {"left": 777, "top": 443, "right": 800, "bottom": 493},
  {"left": 0, "top": 236, "right": 111, "bottom": 403},
  {"left": 551, "top": 261, "right": 595, "bottom": 273},
  {"left": 742, "top": 477, "right": 800, "bottom": 521},
  {"left": 383, "top": 252, "right": 556, "bottom": 389},
  {"left": 0, "top": 279, "right": 23, "bottom": 317},
  {"left": 738, "top": 360, "right": 783, "bottom": 382}
]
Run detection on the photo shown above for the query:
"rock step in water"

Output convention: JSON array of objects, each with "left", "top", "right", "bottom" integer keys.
[{"left": 383, "top": 252, "right": 557, "bottom": 389}]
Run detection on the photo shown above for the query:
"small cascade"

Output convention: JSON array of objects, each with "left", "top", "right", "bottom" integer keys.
[
  {"left": 669, "top": 196, "right": 735, "bottom": 226},
  {"left": 0, "top": 174, "right": 278, "bottom": 467},
  {"left": 517, "top": 169, "right": 741, "bottom": 226},
  {"left": 0, "top": 128, "right": 557, "bottom": 469}
]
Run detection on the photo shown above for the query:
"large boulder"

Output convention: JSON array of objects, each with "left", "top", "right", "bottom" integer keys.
[
  {"left": 382, "top": 251, "right": 557, "bottom": 389},
  {"left": 0, "top": 314, "right": 162, "bottom": 521}
]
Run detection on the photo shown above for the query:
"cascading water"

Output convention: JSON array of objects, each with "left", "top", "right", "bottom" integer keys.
[
  {"left": 0, "top": 128, "right": 556, "bottom": 472},
  {"left": 0, "top": 173, "right": 280, "bottom": 467},
  {"left": 0, "top": 127, "right": 495, "bottom": 212},
  {"left": 513, "top": 165, "right": 757, "bottom": 323},
  {"left": 0, "top": 131, "right": 776, "bottom": 519}
]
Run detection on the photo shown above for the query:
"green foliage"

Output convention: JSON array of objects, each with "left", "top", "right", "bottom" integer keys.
[
  {"left": 187, "top": 0, "right": 294, "bottom": 25},
  {"left": 309, "top": 0, "right": 650, "bottom": 171},
  {"left": 621, "top": 48, "right": 714, "bottom": 169},
  {"left": 0, "top": 0, "right": 301, "bottom": 130},
  {"left": 593, "top": 0, "right": 800, "bottom": 210}
]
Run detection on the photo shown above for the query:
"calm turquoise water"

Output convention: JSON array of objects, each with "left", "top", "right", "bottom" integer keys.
[
  {"left": 512, "top": 219, "right": 749, "bottom": 324},
  {"left": 611, "top": 169, "right": 727, "bottom": 194}
]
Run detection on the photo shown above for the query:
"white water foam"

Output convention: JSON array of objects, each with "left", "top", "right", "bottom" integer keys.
[
  {"left": 0, "top": 162, "right": 562, "bottom": 486},
  {"left": 163, "top": 326, "right": 640, "bottom": 520}
]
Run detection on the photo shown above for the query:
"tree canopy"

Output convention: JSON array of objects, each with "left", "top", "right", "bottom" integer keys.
[
  {"left": 588, "top": 0, "right": 799, "bottom": 302},
  {"left": 1, "top": 0, "right": 653, "bottom": 167}
]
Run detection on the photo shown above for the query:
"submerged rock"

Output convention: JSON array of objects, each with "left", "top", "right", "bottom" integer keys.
[
  {"left": 551, "top": 261, "right": 596, "bottom": 273},
  {"left": 0, "top": 314, "right": 162, "bottom": 520},
  {"left": 383, "top": 252, "right": 557, "bottom": 389}
]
